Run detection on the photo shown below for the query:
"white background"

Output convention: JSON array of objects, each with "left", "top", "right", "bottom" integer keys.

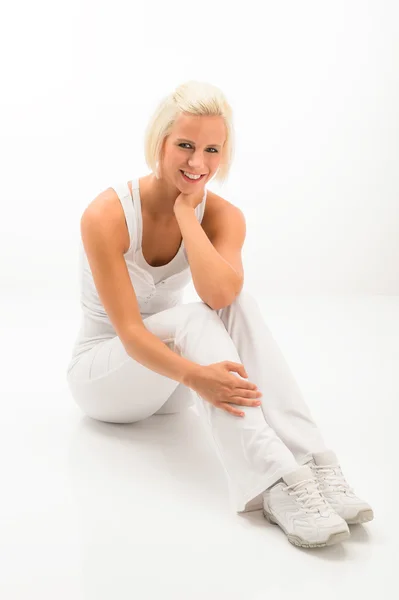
[
  {"left": 0, "top": 1, "right": 398, "bottom": 599},
  {"left": 1, "top": 0, "right": 398, "bottom": 300}
]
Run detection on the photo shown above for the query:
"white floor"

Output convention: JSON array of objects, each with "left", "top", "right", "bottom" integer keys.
[{"left": 1, "top": 291, "right": 397, "bottom": 599}]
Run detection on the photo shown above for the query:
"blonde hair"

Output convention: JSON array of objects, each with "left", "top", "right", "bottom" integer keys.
[{"left": 144, "top": 80, "right": 235, "bottom": 186}]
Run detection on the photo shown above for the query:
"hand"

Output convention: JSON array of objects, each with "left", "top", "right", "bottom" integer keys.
[
  {"left": 173, "top": 190, "right": 205, "bottom": 212},
  {"left": 185, "top": 361, "right": 263, "bottom": 418}
]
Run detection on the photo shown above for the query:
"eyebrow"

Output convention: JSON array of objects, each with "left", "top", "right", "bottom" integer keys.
[{"left": 176, "top": 138, "right": 222, "bottom": 148}]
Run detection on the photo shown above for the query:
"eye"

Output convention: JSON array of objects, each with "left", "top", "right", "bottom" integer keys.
[{"left": 178, "top": 143, "right": 218, "bottom": 153}]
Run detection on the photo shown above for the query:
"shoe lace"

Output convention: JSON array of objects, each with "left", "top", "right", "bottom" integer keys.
[
  {"left": 311, "top": 463, "right": 355, "bottom": 494},
  {"left": 285, "top": 478, "right": 333, "bottom": 514}
]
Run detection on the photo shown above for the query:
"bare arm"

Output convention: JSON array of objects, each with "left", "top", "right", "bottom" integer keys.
[
  {"left": 174, "top": 202, "right": 244, "bottom": 309},
  {"left": 80, "top": 191, "right": 202, "bottom": 387},
  {"left": 124, "top": 327, "right": 200, "bottom": 386}
]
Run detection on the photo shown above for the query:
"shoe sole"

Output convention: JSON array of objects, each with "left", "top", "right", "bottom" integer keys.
[
  {"left": 346, "top": 509, "right": 374, "bottom": 525},
  {"left": 262, "top": 508, "right": 350, "bottom": 548}
]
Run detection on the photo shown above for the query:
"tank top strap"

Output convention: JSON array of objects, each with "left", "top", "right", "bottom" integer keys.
[
  {"left": 113, "top": 178, "right": 206, "bottom": 254},
  {"left": 196, "top": 187, "right": 207, "bottom": 222},
  {"left": 111, "top": 181, "right": 139, "bottom": 253},
  {"left": 130, "top": 178, "right": 143, "bottom": 251}
]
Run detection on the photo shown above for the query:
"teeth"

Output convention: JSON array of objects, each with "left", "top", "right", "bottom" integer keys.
[{"left": 183, "top": 171, "right": 202, "bottom": 180}]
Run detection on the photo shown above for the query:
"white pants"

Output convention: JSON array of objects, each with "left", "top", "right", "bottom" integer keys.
[{"left": 66, "top": 290, "right": 328, "bottom": 513}]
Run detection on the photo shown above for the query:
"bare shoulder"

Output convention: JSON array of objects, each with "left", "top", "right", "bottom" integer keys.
[
  {"left": 206, "top": 189, "right": 243, "bottom": 216},
  {"left": 203, "top": 190, "right": 244, "bottom": 234},
  {"left": 81, "top": 186, "right": 130, "bottom": 254}
]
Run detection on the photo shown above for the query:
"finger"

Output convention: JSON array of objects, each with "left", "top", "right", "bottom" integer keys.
[
  {"left": 230, "top": 377, "right": 258, "bottom": 390},
  {"left": 219, "top": 402, "right": 245, "bottom": 417},
  {"left": 228, "top": 397, "right": 262, "bottom": 407},
  {"left": 227, "top": 362, "right": 248, "bottom": 378},
  {"left": 233, "top": 388, "right": 262, "bottom": 399},
  {"left": 236, "top": 377, "right": 258, "bottom": 390},
  {"left": 241, "top": 383, "right": 258, "bottom": 390}
]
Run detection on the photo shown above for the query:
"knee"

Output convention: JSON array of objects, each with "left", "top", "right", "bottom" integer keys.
[
  {"left": 178, "top": 300, "right": 216, "bottom": 324},
  {"left": 174, "top": 301, "right": 222, "bottom": 350}
]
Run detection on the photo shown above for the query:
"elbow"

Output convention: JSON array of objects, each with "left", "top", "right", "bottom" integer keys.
[
  {"left": 202, "top": 293, "right": 226, "bottom": 311},
  {"left": 210, "top": 280, "right": 244, "bottom": 310},
  {"left": 200, "top": 276, "right": 244, "bottom": 311},
  {"left": 207, "top": 292, "right": 235, "bottom": 311}
]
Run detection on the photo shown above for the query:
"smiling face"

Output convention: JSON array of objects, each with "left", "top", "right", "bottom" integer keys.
[{"left": 159, "top": 113, "right": 226, "bottom": 190}]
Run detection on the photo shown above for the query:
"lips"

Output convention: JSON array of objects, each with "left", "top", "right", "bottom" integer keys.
[{"left": 180, "top": 170, "right": 205, "bottom": 177}]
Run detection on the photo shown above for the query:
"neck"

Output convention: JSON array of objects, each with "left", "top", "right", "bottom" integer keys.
[{"left": 141, "top": 173, "right": 181, "bottom": 219}]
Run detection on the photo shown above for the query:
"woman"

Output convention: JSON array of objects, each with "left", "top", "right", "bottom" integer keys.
[{"left": 66, "top": 80, "right": 373, "bottom": 549}]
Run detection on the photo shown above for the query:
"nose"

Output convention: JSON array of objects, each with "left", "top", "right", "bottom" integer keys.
[{"left": 188, "top": 149, "right": 205, "bottom": 172}]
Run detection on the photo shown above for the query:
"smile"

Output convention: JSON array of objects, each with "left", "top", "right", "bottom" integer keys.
[{"left": 180, "top": 171, "right": 206, "bottom": 183}]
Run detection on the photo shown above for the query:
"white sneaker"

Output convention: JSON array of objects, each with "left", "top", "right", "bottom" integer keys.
[
  {"left": 307, "top": 450, "right": 374, "bottom": 525},
  {"left": 262, "top": 465, "right": 350, "bottom": 548}
]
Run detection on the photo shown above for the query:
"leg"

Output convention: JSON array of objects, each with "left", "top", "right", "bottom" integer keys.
[
  {"left": 216, "top": 290, "right": 328, "bottom": 464},
  {"left": 67, "top": 309, "right": 195, "bottom": 423},
  {"left": 215, "top": 291, "right": 374, "bottom": 525},
  {"left": 67, "top": 301, "right": 299, "bottom": 512}
]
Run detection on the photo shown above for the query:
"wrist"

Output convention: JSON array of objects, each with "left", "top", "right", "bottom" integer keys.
[
  {"left": 174, "top": 201, "right": 195, "bottom": 216},
  {"left": 182, "top": 363, "right": 203, "bottom": 388}
]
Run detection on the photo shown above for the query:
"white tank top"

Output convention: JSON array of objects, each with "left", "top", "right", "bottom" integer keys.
[{"left": 67, "top": 178, "right": 207, "bottom": 373}]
